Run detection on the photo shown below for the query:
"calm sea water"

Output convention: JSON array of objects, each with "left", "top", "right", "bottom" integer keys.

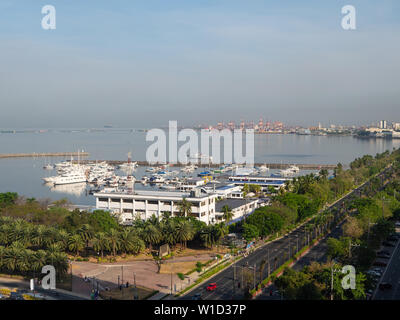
[{"left": 0, "top": 130, "right": 398, "bottom": 206}]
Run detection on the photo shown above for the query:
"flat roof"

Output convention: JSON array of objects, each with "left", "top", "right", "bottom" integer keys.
[
  {"left": 215, "top": 198, "right": 258, "bottom": 212},
  {"left": 94, "top": 189, "right": 213, "bottom": 200},
  {"left": 229, "top": 176, "right": 291, "bottom": 181}
]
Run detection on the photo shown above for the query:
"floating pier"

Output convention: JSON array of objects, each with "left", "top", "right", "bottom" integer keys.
[
  {"left": 0, "top": 152, "right": 90, "bottom": 159},
  {"left": 73, "top": 160, "right": 336, "bottom": 170}
]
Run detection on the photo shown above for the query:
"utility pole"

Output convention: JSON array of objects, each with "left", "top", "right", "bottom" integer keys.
[
  {"left": 267, "top": 249, "right": 270, "bottom": 277},
  {"left": 233, "top": 264, "right": 236, "bottom": 294},
  {"left": 253, "top": 264, "right": 256, "bottom": 290},
  {"left": 170, "top": 269, "right": 173, "bottom": 295},
  {"left": 330, "top": 266, "right": 334, "bottom": 301}
]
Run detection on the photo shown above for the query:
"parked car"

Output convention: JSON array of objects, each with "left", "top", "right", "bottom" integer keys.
[
  {"left": 379, "top": 283, "right": 392, "bottom": 290},
  {"left": 387, "top": 236, "right": 398, "bottom": 242},
  {"left": 191, "top": 293, "right": 202, "bottom": 300},
  {"left": 377, "top": 255, "right": 390, "bottom": 259},
  {"left": 206, "top": 283, "right": 217, "bottom": 291},
  {"left": 378, "top": 250, "right": 390, "bottom": 255},
  {"left": 382, "top": 242, "right": 395, "bottom": 247},
  {"left": 373, "top": 262, "right": 387, "bottom": 267},
  {"left": 9, "top": 292, "right": 23, "bottom": 300},
  {"left": 367, "top": 270, "right": 382, "bottom": 276}
]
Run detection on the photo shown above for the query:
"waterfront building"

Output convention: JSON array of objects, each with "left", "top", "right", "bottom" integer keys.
[
  {"left": 228, "top": 176, "right": 290, "bottom": 191},
  {"left": 94, "top": 188, "right": 217, "bottom": 225},
  {"left": 215, "top": 198, "right": 259, "bottom": 224}
]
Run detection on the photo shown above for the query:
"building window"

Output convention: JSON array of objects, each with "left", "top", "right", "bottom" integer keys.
[{"left": 111, "top": 198, "right": 120, "bottom": 203}]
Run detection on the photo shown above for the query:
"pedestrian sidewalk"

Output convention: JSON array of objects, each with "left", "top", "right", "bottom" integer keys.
[{"left": 147, "top": 291, "right": 169, "bottom": 300}]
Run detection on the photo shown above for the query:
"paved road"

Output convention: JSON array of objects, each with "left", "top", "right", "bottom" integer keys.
[
  {"left": 182, "top": 165, "right": 393, "bottom": 300},
  {"left": 373, "top": 236, "right": 400, "bottom": 300},
  {"left": 0, "top": 277, "right": 87, "bottom": 300}
]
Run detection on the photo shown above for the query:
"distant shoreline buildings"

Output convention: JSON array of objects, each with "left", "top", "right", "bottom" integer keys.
[{"left": 194, "top": 118, "right": 400, "bottom": 139}]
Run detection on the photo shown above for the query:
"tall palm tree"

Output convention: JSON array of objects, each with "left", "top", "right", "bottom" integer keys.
[
  {"left": 141, "top": 223, "right": 162, "bottom": 251},
  {"left": 31, "top": 225, "right": 47, "bottom": 248},
  {"left": 92, "top": 232, "right": 109, "bottom": 258},
  {"left": 77, "top": 224, "right": 94, "bottom": 249},
  {"left": 68, "top": 234, "right": 85, "bottom": 257},
  {"left": 200, "top": 225, "right": 216, "bottom": 249},
  {"left": 119, "top": 229, "right": 135, "bottom": 255},
  {"left": 0, "top": 224, "right": 13, "bottom": 246},
  {"left": 31, "top": 250, "right": 47, "bottom": 276},
  {"left": 0, "top": 245, "right": 5, "bottom": 272},
  {"left": 221, "top": 205, "right": 233, "bottom": 223},
  {"left": 162, "top": 220, "right": 178, "bottom": 247},
  {"left": 56, "top": 229, "right": 69, "bottom": 250},
  {"left": 106, "top": 229, "right": 121, "bottom": 257},
  {"left": 52, "top": 251, "right": 69, "bottom": 277},
  {"left": 177, "top": 198, "right": 192, "bottom": 217},
  {"left": 174, "top": 220, "right": 195, "bottom": 249}
]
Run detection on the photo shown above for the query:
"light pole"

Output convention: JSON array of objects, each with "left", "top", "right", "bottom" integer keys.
[{"left": 348, "top": 240, "right": 360, "bottom": 258}]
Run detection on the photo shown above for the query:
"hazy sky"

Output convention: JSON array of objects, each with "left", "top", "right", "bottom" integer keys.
[{"left": 0, "top": 0, "right": 399, "bottom": 128}]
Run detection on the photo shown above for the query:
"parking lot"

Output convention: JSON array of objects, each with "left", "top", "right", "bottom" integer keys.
[{"left": 370, "top": 225, "right": 400, "bottom": 300}]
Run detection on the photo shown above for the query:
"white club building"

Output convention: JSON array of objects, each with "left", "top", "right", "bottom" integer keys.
[{"left": 93, "top": 188, "right": 217, "bottom": 225}]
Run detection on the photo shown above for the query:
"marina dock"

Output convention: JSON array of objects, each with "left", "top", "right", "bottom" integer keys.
[
  {"left": 0, "top": 152, "right": 90, "bottom": 159},
  {"left": 73, "top": 160, "right": 336, "bottom": 170}
]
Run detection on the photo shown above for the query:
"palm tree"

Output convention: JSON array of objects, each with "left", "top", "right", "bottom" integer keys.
[
  {"left": 77, "top": 224, "right": 94, "bottom": 249},
  {"left": 31, "top": 225, "right": 47, "bottom": 248},
  {"left": 0, "top": 224, "right": 13, "bottom": 246},
  {"left": 31, "top": 250, "right": 47, "bottom": 277},
  {"left": 68, "top": 234, "right": 85, "bottom": 257},
  {"left": 141, "top": 223, "right": 162, "bottom": 251},
  {"left": 52, "top": 251, "right": 69, "bottom": 276},
  {"left": 161, "top": 220, "right": 178, "bottom": 247},
  {"left": 56, "top": 229, "right": 70, "bottom": 250},
  {"left": 177, "top": 198, "right": 192, "bottom": 217},
  {"left": 174, "top": 220, "right": 195, "bottom": 249},
  {"left": 92, "top": 232, "right": 109, "bottom": 258},
  {"left": 106, "top": 229, "right": 121, "bottom": 257},
  {"left": 119, "top": 229, "right": 145, "bottom": 255},
  {"left": 200, "top": 225, "right": 216, "bottom": 249},
  {"left": 222, "top": 205, "right": 233, "bottom": 223}
]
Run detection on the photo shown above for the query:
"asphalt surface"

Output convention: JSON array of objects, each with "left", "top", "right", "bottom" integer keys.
[
  {"left": 0, "top": 277, "right": 87, "bottom": 300},
  {"left": 373, "top": 234, "right": 400, "bottom": 300},
  {"left": 182, "top": 165, "right": 393, "bottom": 300}
]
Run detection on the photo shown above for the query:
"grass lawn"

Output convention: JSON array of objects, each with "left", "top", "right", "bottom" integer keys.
[
  {"left": 99, "top": 285, "right": 157, "bottom": 300},
  {"left": 159, "top": 260, "right": 209, "bottom": 274}
]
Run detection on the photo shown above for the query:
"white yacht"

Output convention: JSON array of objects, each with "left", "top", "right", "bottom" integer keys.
[
  {"left": 43, "top": 164, "right": 54, "bottom": 170},
  {"left": 278, "top": 168, "right": 295, "bottom": 177},
  {"left": 52, "top": 170, "right": 87, "bottom": 185},
  {"left": 288, "top": 165, "right": 300, "bottom": 173},
  {"left": 258, "top": 164, "right": 270, "bottom": 172}
]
